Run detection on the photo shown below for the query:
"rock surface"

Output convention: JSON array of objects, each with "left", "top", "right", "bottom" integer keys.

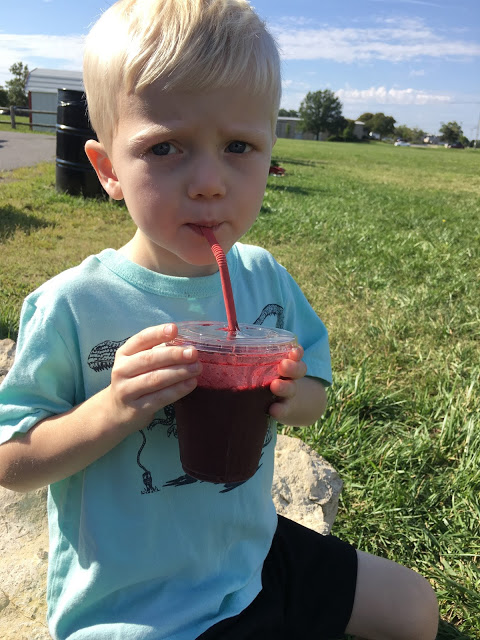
[
  {"left": 0, "top": 339, "right": 16, "bottom": 384},
  {"left": 0, "top": 340, "right": 343, "bottom": 637},
  {"left": 0, "top": 486, "right": 50, "bottom": 640},
  {"left": 273, "top": 434, "right": 342, "bottom": 535}
]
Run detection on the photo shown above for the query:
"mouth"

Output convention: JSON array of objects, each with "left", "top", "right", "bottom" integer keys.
[{"left": 187, "top": 222, "right": 222, "bottom": 236}]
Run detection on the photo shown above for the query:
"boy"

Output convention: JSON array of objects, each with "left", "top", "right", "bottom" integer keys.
[{"left": 0, "top": 0, "right": 438, "bottom": 638}]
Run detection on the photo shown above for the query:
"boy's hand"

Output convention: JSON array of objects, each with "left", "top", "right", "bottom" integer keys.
[
  {"left": 107, "top": 323, "right": 201, "bottom": 434},
  {"left": 268, "top": 346, "right": 307, "bottom": 422}
]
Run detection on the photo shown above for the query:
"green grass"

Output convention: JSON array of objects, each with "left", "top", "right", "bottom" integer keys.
[
  {"left": 0, "top": 114, "right": 55, "bottom": 134},
  {"left": 1, "top": 139, "right": 479, "bottom": 638}
]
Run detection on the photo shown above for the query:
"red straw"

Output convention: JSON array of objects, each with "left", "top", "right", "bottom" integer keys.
[{"left": 199, "top": 227, "right": 239, "bottom": 332}]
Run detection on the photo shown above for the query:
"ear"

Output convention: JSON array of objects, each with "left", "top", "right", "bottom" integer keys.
[{"left": 84, "top": 139, "right": 124, "bottom": 200}]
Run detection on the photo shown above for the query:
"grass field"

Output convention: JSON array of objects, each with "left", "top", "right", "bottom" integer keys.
[
  {"left": 0, "top": 114, "right": 54, "bottom": 134},
  {"left": 1, "top": 139, "right": 479, "bottom": 638}
]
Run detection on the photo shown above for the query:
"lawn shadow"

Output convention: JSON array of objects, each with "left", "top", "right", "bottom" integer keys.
[
  {"left": 0, "top": 204, "right": 54, "bottom": 241},
  {"left": 0, "top": 315, "right": 17, "bottom": 342},
  {"left": 266, "top": 182, "right": 317, "bottom": 196},
  {"left": 344, "top": 619, "right": 472, "bottom": 640},
  {"left": 435, "top": 619, "right": 474, "bottom": 640},
  {"left": 280, "top": 158, "right": 328, "bottom": 167}
]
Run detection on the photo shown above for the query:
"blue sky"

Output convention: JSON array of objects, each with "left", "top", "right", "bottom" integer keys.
[{"left": 1, "top": 0, "right": 479, "bottom": 137}]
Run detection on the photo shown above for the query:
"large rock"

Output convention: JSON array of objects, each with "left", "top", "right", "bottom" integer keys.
[
  {"left": 0, "top": 340, "right": 342, "bottom": 637},
  {"left": 0, "top": 339, "right": 15, "bottom": 384},
  {"left": 273, "top": 434, "right": 342, "bottom": 535},
  {"left": 1, "top": 339, "right": 50, "bottom": 639},
  {"left": 0, "top": 486, "right": 50, "bottom": 640}
]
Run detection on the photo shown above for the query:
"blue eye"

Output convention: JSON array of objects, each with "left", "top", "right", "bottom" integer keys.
[
  {"left": 227, "top": 141, "right": 250, "bottom": 154},
  {"left": 151, "top": 142, "right": 176, "bottom": 156}
]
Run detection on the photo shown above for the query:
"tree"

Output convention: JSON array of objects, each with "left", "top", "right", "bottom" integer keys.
[
  {"left": 299, "top": 90, "right": 344, "bottom": 140},
  {"left": 0, "top": 86, "right": 8, "bottom": 107},
  {"left": 394, "top": 125, "right": 427, "bottom": 143},
  {"left": 439, "top": 121, "right": 463, "bottom": 144},
  {"left": 343, "top": 119, "right": 357, "bottom": 141},
  {"left": 394, "top": 125, "right": 411, "bottom": 141},
  {"left": 5, "top": 62, "right": 29, "bottom": 106},
  {"left": 371, "top": 113, "right": 396, "bottom": 138},
  {"left": 358, "top": 112, "right": 396, "bottom": 139},
  {"left": 278, "top": 108, "right": 298, "bottom": 117},
  {"left": 410, "top": 127, "right": 427, "bottom": 143},
  {"left": 358, "top": 113, "right": 374, "bottom": 133},
  {"left": 368, "top": 113, "right": 396, "bottom": 139}
]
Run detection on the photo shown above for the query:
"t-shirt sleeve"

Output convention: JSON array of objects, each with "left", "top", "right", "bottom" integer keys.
[
  {"left": 0, "top": 297, "right": 80, "bottom": 445},
  {"left": 279, "top": 267, "right": 332, "bottom": 388}
]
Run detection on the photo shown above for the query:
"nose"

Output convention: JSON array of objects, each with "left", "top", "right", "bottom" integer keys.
[{"left": 187, "top": 154, "right": 227, "bottom": 200}]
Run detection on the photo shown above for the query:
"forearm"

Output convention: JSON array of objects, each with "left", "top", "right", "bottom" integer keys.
[
  {"left": 0, "top": 387, "right": 131, "bottom": 493},
  {"left": 280, "top": 376, "right": 327, "bottom": 427},
  {"left": 0, "top": 324, "right": 203, "bottom": 493}
]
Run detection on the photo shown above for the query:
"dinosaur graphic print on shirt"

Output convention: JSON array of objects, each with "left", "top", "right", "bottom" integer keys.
[{"left": 87, "top": 304, "right": 285, "bottom": 494}]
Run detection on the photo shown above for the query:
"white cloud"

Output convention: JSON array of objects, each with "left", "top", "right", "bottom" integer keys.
[
  {"left": 282, "top": 79, "right": 311, "bottom": 90},
  {"left": 272, "top": 18, "right": 480, "bottom": 63},
  {"left": 0, "top": 34, "right": 84, "bottom": 86},
  {"left": 369, "top": 0, "right": 444, "bottom": 6},
  {"left": 336, "top": 86, "right": 452, "bottom": 105}
]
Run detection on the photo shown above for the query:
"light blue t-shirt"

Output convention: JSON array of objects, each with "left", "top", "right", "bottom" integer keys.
[{"left": 0, "top": 243, "right": 331, "bottom": 640}]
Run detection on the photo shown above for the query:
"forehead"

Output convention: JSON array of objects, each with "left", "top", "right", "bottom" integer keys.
[{"left": 118, "top": 83, "right": 275, "bottom": 132}]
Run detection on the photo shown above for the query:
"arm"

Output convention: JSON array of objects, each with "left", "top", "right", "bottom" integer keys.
[
  {"left": 268, "top": 346, "right": 327, "bottom": 426},
  {"left": 0, "top": 324, "right": 201, "bottom": 493}
]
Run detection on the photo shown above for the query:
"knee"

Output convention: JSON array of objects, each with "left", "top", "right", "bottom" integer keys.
[
  {"left": 347, "top": 551, "right": 439, "bottom": 640},
  {"left": 405, "top": 574, "right": 439, "bottom": 640}
]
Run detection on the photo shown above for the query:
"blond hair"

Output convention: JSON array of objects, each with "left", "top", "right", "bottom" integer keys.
[{"left": 83, "top": 0, "right": 281, "bottom": 148}]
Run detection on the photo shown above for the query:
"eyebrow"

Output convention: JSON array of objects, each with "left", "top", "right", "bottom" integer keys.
[
  {"left": 127, "top": 124, "right": 176, "bottom": 151},
  {"left": 127, "top": 122, "right": 270, "bottom": 151}
]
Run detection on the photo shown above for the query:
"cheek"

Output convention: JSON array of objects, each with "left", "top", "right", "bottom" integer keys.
[{"left": 117, "top": 167, "right": 160, "bottom": 207}]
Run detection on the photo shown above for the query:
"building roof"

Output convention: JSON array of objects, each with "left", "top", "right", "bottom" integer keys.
[{"left": 25, "top": 68, "right": 84, "bottom": 94}]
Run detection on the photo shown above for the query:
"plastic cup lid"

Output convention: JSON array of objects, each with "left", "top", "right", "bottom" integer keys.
[{"left": 170, "top": 321, "right": 296, "bottom": 354}]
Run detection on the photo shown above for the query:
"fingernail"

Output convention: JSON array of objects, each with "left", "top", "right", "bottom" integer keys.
[
  {"left": 164, "top": 323, "right": 174, "bottom": 338},
  {"left": 183, "top": 347, "right": 194, "bottom": 359}
]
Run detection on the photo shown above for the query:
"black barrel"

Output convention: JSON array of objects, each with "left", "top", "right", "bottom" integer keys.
[{"left": 56, "top": 89, "right": 106, "bottom": 198}]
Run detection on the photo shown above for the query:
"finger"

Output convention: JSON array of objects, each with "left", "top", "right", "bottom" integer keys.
[
  {"left": 268, "top": 398, "right": 289, "bottom": 421},
  {"left": 288, "top": 345, "right": 304, "bottom": 361},
  {"left": 119, "top": 360, "right": 202, "bottom": 404},
  {"left": 117, "top": 344, "right": 199, "bottom": 379},
  {"left": 119, "top": 323, "right": 178, "bottom": 357},
  {"left": 277, "top": 358, "right": 307, "bottom": 380},
  {"left": 133, "top": 376, "right": 199, "bottom": 413},
  {"left": 270, "top": 377, "right": 296, "bottom": 399}
]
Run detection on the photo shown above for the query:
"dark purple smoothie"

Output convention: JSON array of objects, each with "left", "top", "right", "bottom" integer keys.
[
  {"left": 168, "top": 322, "right": 297, "bottom": 483},
  {"left": 174, "top": 384, "right": 275, "bottom": 483}
]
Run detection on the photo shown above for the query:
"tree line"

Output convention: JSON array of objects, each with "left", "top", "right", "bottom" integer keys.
[
  {"left": 279, "top": 89, "right": 475, "bottom": 146},
  {"left": 1, "top": 64, "right": 475, "bottom": 147},
  {"left": 0, "top": 62, "right": 29, "bottom": 108}
]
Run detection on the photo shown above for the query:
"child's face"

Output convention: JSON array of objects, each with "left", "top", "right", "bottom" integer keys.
[{"left": 98, "top": 83, "right": 275, "bottom": 276}]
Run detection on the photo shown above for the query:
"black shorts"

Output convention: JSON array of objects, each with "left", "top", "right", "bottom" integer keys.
[{"left": 198, "top": 515, "right": 358, "bottom": 640}]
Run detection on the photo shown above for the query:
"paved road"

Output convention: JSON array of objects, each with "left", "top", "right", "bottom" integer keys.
[{"left": 0, "top": 130, "right": 56, "bottom": 171}]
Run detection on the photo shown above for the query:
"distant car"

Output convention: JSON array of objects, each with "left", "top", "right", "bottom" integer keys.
[
  {"left": 394, "top": 140, "right": 410, "bottom": 147},
  {"left": 447, "top": 142, "right": 464, "bottom": 149}
]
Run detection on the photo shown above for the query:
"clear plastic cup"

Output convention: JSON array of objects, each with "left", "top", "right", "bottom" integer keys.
[{"left": 168, "top": 321, "right": 297, "bottom": 483}]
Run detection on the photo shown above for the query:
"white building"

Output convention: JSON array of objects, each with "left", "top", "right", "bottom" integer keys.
[{"left": 25, "top": 68, "right": 84, "bottom": 132}]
